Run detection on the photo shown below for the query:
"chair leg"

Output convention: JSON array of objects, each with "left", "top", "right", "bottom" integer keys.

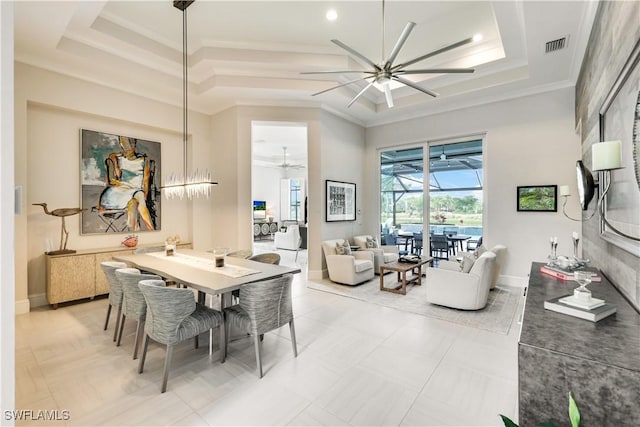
[
  {"left": 116, "top": 314, "right": 126, "bottom": 347},
  {"left": 219, "top": 325, "right": 226, "bottom": 363},
  {"left": 161, "top": 344, "right": 173, "bottom": 393},
  {"left": 113, "top": 305, "right": 122, "bottom": 342},
  {"left": 224, "top": 317, "right": 231, "bottom": 361},
  {"left": 138, "top": 334, "right": 150, "bottom": 374},
  {"left": 253, "top": 334, "right": 263, "bottom": 378},
  {"left": 289, "top": 320, "right": 298, "bottom": 357},
  {"left": 194, "top": 335, "right": 199, "bottom": 349},
  {"left": 104, "top": 304, "right": 112, "bottom": 331},
  {"left": 133, "top": 320, "right": 144, "bottom": 360}
]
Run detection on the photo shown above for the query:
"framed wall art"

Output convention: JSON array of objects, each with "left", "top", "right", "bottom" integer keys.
[
  {"left": 598, "top": 37, "right": 640, "bottom": 256},
  {"left": 80, "top": 129, "right": 161, "bottom": 234},
  {"left": 516, "top": 185, "right": 557, "bottom": 212},
  {"left": 326, "top": 180, "right": 356, "bottom": 222}
]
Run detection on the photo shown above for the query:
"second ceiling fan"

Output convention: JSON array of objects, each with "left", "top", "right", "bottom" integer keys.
[{"left": 303, "top": 0, "right": 479, "bottom": 108}]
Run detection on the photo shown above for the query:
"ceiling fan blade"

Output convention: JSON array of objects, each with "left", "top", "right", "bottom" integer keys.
[
  {"left": 395, "top": 68, "right": 475, "bottom": 75},
  {"left": 391, "top": 75, "right": 439, "bottom": 97},
  {"left": 384, "top": 21, "right": 416, "bottom": 68},
  {"left": 347, "top": 81, "right": 375, "bottom": 108},
  {"left": 311, "top": 76, "right": 375, "bottom": 96},
  {"left": 383, "top": 83, "right": 394, "bottom": 108},
  {"left": 300, "top": 70, "right": 374, "bottom": 75},
  {"left": 391, "top": 36, "right": 474, "bottom": 71},
  {"left": 331, "top": 39, "right": 381, "bottom": 71}
]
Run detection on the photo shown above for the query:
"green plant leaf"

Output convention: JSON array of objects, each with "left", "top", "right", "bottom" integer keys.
[
  {"left": 538, "top": 422, "right": 558, "bottom": 427},
  {"left": 499, "top": 414, "right": 519, "bottom": 427},
  {"left": 569, "top": 392, "right": 581, "bottom": 427}
]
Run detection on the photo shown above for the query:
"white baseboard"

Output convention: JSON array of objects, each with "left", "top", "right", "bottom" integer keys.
[
  {"left": 15, "top": 298, "right": 31, "bottom": 314},
  {"left": 28, "top": 293, "right": 49, "bottom": 309}
]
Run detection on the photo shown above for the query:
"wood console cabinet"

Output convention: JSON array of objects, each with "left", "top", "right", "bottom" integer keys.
[
  {"left": 46, "top": 243, "right": 192, "bottom": 308},
  {"left": 519, "top": 262, "right": 640, "bottom": 426}
]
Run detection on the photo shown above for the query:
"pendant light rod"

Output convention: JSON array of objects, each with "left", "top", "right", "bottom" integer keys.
[{"left": 163, "top": 0, "right": 217, "bottom": 200}]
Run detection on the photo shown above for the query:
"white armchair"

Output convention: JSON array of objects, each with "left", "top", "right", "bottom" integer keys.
[
  {"left": 274, "top": 225, "right": 301, "bottom": 251},
  {"left": 436, "top": 244, "right": 507, "bottom": 289},
  {"left": 426, "top": 251, "right": 496, "bottom": 310},
  {"left": 321, "top": 239, "right": 375, "bottom": 286},
  {"left": 352, "top": 235, "right": 399, "bottom": 274}
]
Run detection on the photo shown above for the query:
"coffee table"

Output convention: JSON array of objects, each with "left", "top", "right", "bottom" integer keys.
[{"left": 379, "top": 256, "right": 434, "bottom": 295}]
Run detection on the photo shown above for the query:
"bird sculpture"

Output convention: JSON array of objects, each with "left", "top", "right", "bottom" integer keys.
[{"left": 33, "top": 203, "right": 86, "bottom": 255}]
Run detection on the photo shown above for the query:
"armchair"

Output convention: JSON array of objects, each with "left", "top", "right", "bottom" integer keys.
[
  {"left": 426, "top": 251, "right": 496, "bottom": 310},
  {"left": 274, "top": 224, "right": 301, "bottom": 251},
  {"left": 352, "top": 235, "right": 399, "bottom": 274},
  {"left": 321, "top": 239, "right": 374, "bottom": 285},
  {"left": 436, "top": 244, "right": 507, "bottom": 289}
]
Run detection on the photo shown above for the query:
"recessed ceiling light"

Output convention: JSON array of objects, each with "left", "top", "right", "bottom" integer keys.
[
  {"left": 326, "top": 9, "right": 338, "bottom": 21},
  {"left": 473, "top": 34, "right": 483, "bottom": 42}
]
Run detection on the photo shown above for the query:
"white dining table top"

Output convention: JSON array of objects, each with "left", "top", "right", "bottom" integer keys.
[{"left": 113, "top": 249, "right": 301, "bottom": 296}]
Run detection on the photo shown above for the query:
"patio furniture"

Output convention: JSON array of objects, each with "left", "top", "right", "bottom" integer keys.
[{"left": 430, "top": 234, "right": 451, "bottom": 259}]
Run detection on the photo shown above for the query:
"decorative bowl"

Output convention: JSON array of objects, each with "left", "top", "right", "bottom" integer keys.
[{"left": 121, "top": 235, "right": 138, "bottom": 248}]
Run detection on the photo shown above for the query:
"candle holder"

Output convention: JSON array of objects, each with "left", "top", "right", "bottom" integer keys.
[{"left": 547, "top": 242, "right": 558, "bottom": 266}]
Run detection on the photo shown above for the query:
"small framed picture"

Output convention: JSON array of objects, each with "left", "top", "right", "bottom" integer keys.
[
  {"left": 326, "top": 180, "right": 356, "bottom": 222},
  {"left": 517, "top": 185, "right": 557, "bottom": 212}
]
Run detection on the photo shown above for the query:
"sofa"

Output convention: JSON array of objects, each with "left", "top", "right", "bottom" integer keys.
[
  {"left": 352, "top": 235, "right": 399, "bottom": 274},
  {"left": 321, "top": 239, "right": 375, "bottom": 285},
  {"left": 426, "top": 251, "right": 497, "bottom": 310},
  {"left": 274, "top": 224, "right": 301, "bottom": 251},
  {"left": 437, "top": 244, "right": 507, "bottom": 289}
]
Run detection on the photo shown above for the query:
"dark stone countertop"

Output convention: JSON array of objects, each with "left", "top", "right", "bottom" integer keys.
[{"left": 520, "top": 262, "right": 640, "bottom": 373}]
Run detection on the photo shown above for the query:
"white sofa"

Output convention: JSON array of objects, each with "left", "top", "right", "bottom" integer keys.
[
  {"left": 321, "top": 239, "right": 375, "bottom": 285},
  {"left": 437, "top": 244, "right": 507, "bottom": 289},
  {"left": 426, "top": 251, "right": 497, "bottom": 310},
  {"left": 352, "top": 235, "right": 399, "bottom": 274},
  {"left": 274, "top": 224, "right": 301, "bottom": 251}
]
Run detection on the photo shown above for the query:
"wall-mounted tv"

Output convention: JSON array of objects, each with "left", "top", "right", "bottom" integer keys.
[{"left": 253, "top": 200, "right": 266, "bottom": 220}]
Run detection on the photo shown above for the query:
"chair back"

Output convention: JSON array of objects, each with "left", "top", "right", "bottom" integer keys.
[
  {"left": 249, "top": 252, "right": 281, "bottom": 265},
  {"left": 239, "top": 274, "right": 294, "bottom": 335},
  {"left": 488, "top": 245, "right": 507, "bottom": 288},
  {"left": 468, "top": 251, "right": 496, "bottom": 304},
  {"left": 227, "top": 249, "right": 253, "bottom": 259},
  {"left": 381, "top": 233, "right": 397, "bottom": 246},
  {"left": 135, "top": 246, "right": 165, "bottom": 254},
  {"left": 116, "top": 268, "right": 162, "bottom": 319},
  {"left": 430, "top": 234, "right": 448, "bottom": 250},
  {"left": 100, "top": 261, "right": 128, "bottom": 305},
  {"left": 413, "top": 232, "right": 423, "bottom": 253},
  {"left": 321, "top": 239, "right": 348, "bottom": 257},
  {"left": 138, "top": 282, "right": 196, "bottom": 345}
]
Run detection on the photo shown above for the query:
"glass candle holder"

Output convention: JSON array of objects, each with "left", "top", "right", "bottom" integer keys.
[{"left": 213, "top": 247, "right": 229, "bottom": 267}]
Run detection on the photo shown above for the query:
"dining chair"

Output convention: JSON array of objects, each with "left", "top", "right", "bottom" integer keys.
[
  {"left": 248, "top": 252, "right": 281, "bottom": 265},
  {"left": 114, "top": 268, "right": 162, "bottom": 359},
  {"left": 430, "top": 234, "right": 450, "bottom": 259},
  {"left": 224, "top": 274, "right": 296, "bottom": 378},
  {"left": 226, "top": 249, "right": 253, "bottom": 259},
  {"left": 138, "top": 280, "right": 225, "bottom": 393},
  {"left": 134, "top": 246, "right": 165, "bottom": 254},
  {"left": 100, "top": 261, "right": 128, "bottom": 341},
  {"left": 412, "top": 232, "right": 424, "bottom": 255}
]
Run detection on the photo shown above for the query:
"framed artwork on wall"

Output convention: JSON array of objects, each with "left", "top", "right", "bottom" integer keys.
[
  {"left": 326, "top": 180, "right": 356, "bottom": 222},
  {"left": 80, "top": 129, "right": 161, "bottom": 234},
  {"left": 598, "top": 37, "right": 640, "bottom": 256},
  {"left": 516, "top": 185, "right": 557, "bottom": 212}
]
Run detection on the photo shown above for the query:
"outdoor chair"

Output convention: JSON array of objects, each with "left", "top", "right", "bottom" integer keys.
[{"left": 430, "top": 234, "right": 450, "bottom": 259}]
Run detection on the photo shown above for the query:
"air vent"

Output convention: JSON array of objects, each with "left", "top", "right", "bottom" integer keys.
[{"left": 545, "top": 36, "right": 568, "bottom": 53}]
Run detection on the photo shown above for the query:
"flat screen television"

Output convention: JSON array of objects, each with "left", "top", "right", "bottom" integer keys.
[{"left": 253, "top": 200, "right": 267, "bottom": 220}]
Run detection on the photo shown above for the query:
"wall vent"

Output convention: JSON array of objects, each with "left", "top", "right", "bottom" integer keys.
[{"left": 545, "top": 36, "right": 568, "bottom": 53}]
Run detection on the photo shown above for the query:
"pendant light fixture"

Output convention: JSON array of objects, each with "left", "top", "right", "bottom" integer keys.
[{"left": 162, "top": 0, "right": 217, "bottom": 200}]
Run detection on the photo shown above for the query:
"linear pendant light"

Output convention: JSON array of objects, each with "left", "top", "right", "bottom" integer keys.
[{"left": 162, "top": 0, "right": 217, "bottom": 200}]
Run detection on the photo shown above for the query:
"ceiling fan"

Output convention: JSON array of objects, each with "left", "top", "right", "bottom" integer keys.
[
  {"left": 302, "top": 0, "right": 478, "bottom": 108},
  {"left": 275, "top": 146, "right": 305, "bottom": 170}
]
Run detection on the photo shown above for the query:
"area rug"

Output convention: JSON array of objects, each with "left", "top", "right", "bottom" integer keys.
[{"left": 307, "top": 277, "right": 521, "bottom": 335}]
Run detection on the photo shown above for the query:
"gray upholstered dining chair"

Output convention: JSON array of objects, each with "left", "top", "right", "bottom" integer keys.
[
  {"left": 226, "top": 249, "right": 253, "bottom": 259},
  {"left": 100, "top": 261, "right": 128, "bottom": 341},
  {"left": 138, "top": 280, "right": 225, "bottom": 393},
  {"left": 114, "top": 268, "right": 162, "bottom": 359},
  {"left": 223, "top": 274, "right": 297, "bottom": 378},
  {"left": 248, "top": 252, "right": 281, "bottom": 265},
  {"left": 134, "top": 246, "right": 165, "bottom": 254}
]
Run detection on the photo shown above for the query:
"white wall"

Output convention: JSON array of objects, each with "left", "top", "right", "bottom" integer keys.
[
  {"left": 365, "top": 87, "right": 582, "bottom": 284},
  {"left": 252, "top": 165, "right": 283, "bottom": 221},
  {"left": 1, "top": 0, "right": 16, "bottom": 418},
  {"left": 15, "top": 63, "right": 213, "bottom": 307}
]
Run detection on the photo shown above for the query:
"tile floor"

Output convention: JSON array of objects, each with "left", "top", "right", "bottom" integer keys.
[{"left": 15, "top": 245, "right": 522, "bottom": 427}]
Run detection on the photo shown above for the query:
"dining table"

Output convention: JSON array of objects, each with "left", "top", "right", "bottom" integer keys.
[
  {"left": 113, "top": 249, "right": 301, "bottom": 353},
  {"left": 445, "top": 234, "right": 472, "bottom": 254}
]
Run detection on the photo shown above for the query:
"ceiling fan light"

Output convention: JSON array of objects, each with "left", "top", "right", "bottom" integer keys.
[
  {"left": 326, "top": 9, "right": 338, "bottom": 21},
  {"left": 473, "top": 33, "right": 483, "bottom": 42}
]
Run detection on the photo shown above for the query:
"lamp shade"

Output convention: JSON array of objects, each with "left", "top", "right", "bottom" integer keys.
[
  {"left": 559, "top": 185, "right": 571, "bottom": 196},
  {"left": 592, "top": 140, "right": 622, "bottom": 171}
]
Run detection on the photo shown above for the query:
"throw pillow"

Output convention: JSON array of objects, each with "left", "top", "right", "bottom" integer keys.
[
  {"left": 474, "top": 245, "right": 487, "bottom": 258},
  {"left": 365, "top": 236, "right": 379, "bottom": 249},
  {"left": 335, "top": 240, "right": 352, "bottom": 255},
  {"left": 461, "top": 255, "right": 476, "bottom": 273}
]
